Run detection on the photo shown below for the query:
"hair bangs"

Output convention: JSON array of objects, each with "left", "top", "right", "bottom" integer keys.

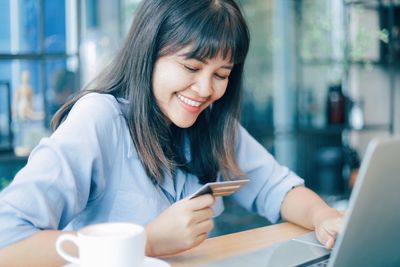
[
  {"left": 159, "top": 1, "right": 249, "bottom": 65},
  {"left": 185, "top": 9, "right": 248, "bottom": 64}
]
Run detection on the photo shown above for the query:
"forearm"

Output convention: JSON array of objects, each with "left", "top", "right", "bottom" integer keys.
[
  {"left": 0, "top": 230, "right": 77, "bottom": 267},
  {"left": 280, "top": 186, "right": 341, "bottom": 230}
]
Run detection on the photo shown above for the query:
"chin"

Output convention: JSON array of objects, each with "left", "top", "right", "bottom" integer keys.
[
  {"left": 173, "top": 120, "right": 196, "bottom": 128},
  {"left": 171, "top": 116, "right": 198, "bottom": 128}
]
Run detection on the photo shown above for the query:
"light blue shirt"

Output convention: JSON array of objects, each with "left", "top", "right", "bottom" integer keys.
[{"left": 0, "top": 93, "right": 304, "bottom": 248}]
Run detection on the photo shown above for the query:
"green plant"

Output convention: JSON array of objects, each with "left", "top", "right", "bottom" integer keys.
[{"left": 0, "top": 177, "right": 11, "bottom": 190}]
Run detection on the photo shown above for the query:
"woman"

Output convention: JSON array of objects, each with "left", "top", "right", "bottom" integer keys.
[{"left": 0, "top": 0, "right": 342, "bottom": 266}]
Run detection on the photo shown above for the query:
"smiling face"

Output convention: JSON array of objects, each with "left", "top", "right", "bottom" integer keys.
[{"left": 152, "top": 47, "right": 233, "bottom": 128}]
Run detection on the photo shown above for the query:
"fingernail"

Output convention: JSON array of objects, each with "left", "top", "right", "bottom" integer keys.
[{"left": 325, "top": 239, "right": 331, "bottom": 248}]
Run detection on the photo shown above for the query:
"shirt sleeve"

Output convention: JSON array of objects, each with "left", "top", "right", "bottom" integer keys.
[
  {"left": 231, "top": 125, "right": 304, "bottom": 223},
  {"left": 0, "top": 93, "right": 121, "bottom": 248}
]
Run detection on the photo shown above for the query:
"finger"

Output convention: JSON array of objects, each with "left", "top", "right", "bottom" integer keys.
[
  {"left": 325, "top": 219, "right": 343, "bottom": 250},
  {"left": 334, "top": 217, "right": 343, "bottom": 234},
  {"left": 315, "top": 226, "right": 335, "bottom": 248},
  {"left": 325, "top": 236, "right": 335, "bottom": 250},
  {"left": 324, "top": 217, "right": 342, "bottom": 238},
  {"left": 193, "top": 233, "right": 208, "bottom": 247},
  {"left": 189, "top": 194, "right": 215, "bottom": 210},
  {"left": 193, "top": 207, "right": 214, "bottom": 222},
  {"left": 325, "top": 228, "right": 337, "bottom": 240},
  {"left": 196, "top": 219, "right": 214, "bottom": 235},
  {"left": 315, "top": 228, "right": 327, "bottom": 248}
]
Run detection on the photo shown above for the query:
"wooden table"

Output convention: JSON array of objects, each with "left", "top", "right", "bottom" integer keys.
[{"left": 162, "top": 223, "right": 310, "bottom": 267}]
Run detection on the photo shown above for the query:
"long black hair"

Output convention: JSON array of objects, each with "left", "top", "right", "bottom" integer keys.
[{"left": 52, "top": 0, "right": 250, "bottom": 184}]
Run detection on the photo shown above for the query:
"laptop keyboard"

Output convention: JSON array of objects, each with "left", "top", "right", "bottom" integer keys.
[
  {"left": 296, "top": 254, "right": 330, "bottom": 267},
  {"left": 307, "top": 258, "right": 329, "bottom": 267}
]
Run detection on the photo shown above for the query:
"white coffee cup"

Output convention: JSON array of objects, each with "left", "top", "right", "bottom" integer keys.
[{"left": 56, "top": 222, "right": 146, "bottom": 267}]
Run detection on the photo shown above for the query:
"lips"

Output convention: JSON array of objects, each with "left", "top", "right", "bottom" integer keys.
[{"left": 176, "top": 93, "right": 202, "bottom": 107}]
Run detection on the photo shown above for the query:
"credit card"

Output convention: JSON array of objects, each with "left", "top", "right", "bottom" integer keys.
[{"left": 189, "top": 179, "right": 250, "bottom": 199}]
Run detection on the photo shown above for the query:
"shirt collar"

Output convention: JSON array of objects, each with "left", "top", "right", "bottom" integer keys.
[{"left": 158, "top": 169, "right": 187, "bottom": 202}]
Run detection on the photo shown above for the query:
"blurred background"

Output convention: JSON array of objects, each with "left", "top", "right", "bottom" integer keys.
[{"left": 1, "top": 0, "right": 399, "bottom": 235}]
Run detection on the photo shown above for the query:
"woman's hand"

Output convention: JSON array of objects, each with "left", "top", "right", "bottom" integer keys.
[
  {"left": 145, "top": 194, "right": 215, "bottom": 256},
  {"left": 313, "top": 208, "right": 343, "bottom": 249},
  {"left": 280, "top": 187, "right": 345, "bottom": 250}
]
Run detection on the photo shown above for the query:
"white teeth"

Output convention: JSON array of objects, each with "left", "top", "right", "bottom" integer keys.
[{"left": 177, "top": 94, "right": 201, "bottom": 107}]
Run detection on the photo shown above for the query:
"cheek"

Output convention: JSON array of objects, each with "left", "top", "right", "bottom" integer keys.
[
  {"left": 153, "top": 66, "right": 189, "bottom": 95},
  {"left": 212, "top": 81, "right": 229, "bottom": 101},
  {"left": 153, "top": 66, "right": 171, "bottom": 92}
]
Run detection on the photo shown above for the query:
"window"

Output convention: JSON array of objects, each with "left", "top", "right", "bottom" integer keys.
[{"left": 0, "top": 0, "right": 79, "bottom": 154}]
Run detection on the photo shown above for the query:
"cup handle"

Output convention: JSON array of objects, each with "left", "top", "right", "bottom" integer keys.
[{"left": 55, "top": 234, "right": 80, "bottom": 264}]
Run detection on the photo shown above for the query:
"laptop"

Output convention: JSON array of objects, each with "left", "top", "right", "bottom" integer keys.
[{"left": 204, "top": 136, "right": 400, "bottom": 267}]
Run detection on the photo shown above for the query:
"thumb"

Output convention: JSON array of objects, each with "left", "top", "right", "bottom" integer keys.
[{"left": 325, "top": 236, "right": 335, "bottom": 249}]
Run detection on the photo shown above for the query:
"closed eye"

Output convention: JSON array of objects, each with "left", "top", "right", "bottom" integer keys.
[
  {"left": 214, "top": 73, "right": 229, "bottom": 80},
  {"left": 184, "top": 64, "right": 199, "bottom": 72}
]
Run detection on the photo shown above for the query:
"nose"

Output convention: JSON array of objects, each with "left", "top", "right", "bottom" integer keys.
[{"left": 192, "top": 75, "right": 213, "bottom": 98}]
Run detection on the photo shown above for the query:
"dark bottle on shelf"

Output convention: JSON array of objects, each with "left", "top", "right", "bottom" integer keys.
[{"left": 326, "top": 84, "right": 345, "bottom": 125}]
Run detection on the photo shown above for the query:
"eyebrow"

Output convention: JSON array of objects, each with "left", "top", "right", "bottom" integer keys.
[
  {"left": 179, "top": 54, "right": 234, "bottom": 70},
  {"left": 221, "top": 65, "right": 234, "bottom": 70}
]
